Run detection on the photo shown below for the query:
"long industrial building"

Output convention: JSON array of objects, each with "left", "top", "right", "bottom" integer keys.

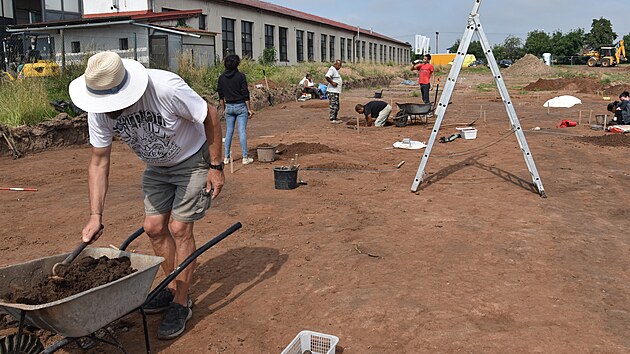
[{"left": 3, "top": 0, "right": 412, "bottom": 69}]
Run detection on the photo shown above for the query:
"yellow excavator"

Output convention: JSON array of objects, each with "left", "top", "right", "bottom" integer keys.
[
  {"left": 586, "top": 39, "right": 626, "bottom": 67},
  {"left": 1, "top": 60, "right": 60, "bottom": 82}
]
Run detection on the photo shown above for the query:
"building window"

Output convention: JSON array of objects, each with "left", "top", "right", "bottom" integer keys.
[
  {"left": 3, "top": 0, "right": 14, "bottom": 18},
  {"left": 329, "top": 35, "right": 335, "bottom": 62},
  {"left": 380, "top": 44, "right": 383, "bottom": 62},
  {"left": 222, "top": 18, "right": 235, "bottom": 56},
  {"left": 362, "top": 41, "right": 366, "bottom": 61},
  {"left": 347, "top": 39, "right": 352, "bottom": 62},
  {"left": 47, "top": 0, "right": 79, "bottom": 11},
  {"left": 63, "top": 0, "right": 80, "bottom": 12},
  {"left": 356, "top": 41, "right": 360, "bottom": 61},
  {"left": 70, "top": 41, "right": 80, "bottom": 53},
  {"left": 119, "top": 38, "right": 128, "bottom": 50},
  {"left": 265, "top": 24, "right": 274, "bottom": 49},
  {"left": 279, "top": 27, "right": 288, "bottom": 62},
  {"left": 369, "top": 43, "right": 372, "bottom": 61},
  {"left": 295, "top": 30, "right": 304, "bottom": 62},
  {"left": 241, "top": 21, "right": 253, "bottom": 58},
  {"left": 340, "top": 38, "right": 345, "bottom": 61},
  {"left": 307, "top": 32, "right": 314, "bottom": 61},
  {"left": 321, "top": 34, "right": 327, "bottom": 62},
  {"left": 199, "top": 14, "right": 207, "bottom": 30}
]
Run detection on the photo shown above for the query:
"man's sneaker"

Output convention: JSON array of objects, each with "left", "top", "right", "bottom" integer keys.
[
  {"left": 157, "top": 302, "right": 192, "bottom": 340},
  {"left": 223, "top": 157, "right": 231, "bottom": 165},
  {"left": 143, "top": 288, "right": 174, "bottom": 314},
  {"left": 330, "top": 119, "right": 343, "bottom": 124},
  {"left": 242, "top": 157, "right": 254, "bottom": 165}
]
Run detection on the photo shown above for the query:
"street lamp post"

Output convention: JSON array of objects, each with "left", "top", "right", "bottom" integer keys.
[{"left": 435, "top": 32, "right": 439, "bottom": 54}]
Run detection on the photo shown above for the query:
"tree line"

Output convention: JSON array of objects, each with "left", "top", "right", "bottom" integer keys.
[{"left": 450, "top": 17, "right": 630, "bottom": 64}]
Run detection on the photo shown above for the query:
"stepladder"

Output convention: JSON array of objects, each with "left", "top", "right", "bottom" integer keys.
[{"left": 410, "top": 0, "right": 546, "bottom": 197}]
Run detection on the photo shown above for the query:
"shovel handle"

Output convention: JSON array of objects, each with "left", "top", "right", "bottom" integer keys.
[
  {"left": 53, "top": 225, "right": 103, "bottom": 275},
  {"left": 62, "top": 241, "right": 90, "bottom": 266},
  {"left": 52, "top": 241, "right": 89, "bottom": 276}
]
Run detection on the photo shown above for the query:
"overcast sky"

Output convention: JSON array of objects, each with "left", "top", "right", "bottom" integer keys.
[{"left": 266, "top": 0, "right": 630, "bottom": 53}]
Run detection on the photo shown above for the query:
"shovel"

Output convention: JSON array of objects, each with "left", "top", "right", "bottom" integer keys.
[
  {"left": 262, "top": 69, "right": 274, "bottom": 106},
  {"left": 52, "top": 224, "right": 103, "bottom": 279}
]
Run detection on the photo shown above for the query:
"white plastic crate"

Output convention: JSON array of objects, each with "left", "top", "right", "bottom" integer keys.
[
  {"left": 281, "top": 330, "right": 339, "bottom": 354},
  {"left": 456, "top": 127, "right": 478, "bottom": 140}
]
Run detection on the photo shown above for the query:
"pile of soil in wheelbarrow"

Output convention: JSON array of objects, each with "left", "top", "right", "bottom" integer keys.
[{"left": 1, "top": 256, "right": 136, "bottom": 305}]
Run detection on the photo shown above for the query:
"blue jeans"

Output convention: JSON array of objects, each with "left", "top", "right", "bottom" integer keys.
[{"left": 224, "top": 103, "right": 249, "bottom": 159}]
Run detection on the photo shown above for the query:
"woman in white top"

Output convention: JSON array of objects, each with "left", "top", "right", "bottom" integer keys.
[{"left": 299, "top": 73, "right": 320, "bottom": 99}]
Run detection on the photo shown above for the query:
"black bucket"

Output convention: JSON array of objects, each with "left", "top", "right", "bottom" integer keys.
[{"left": 273, "top": 167, "right": 298, "bottom": 190}]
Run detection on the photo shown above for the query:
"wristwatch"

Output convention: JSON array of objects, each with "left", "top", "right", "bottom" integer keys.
[{"left": 209, "top": 162, "right": 224, "bottom": 171}]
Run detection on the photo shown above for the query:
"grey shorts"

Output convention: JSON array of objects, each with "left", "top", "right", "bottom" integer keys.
[{"left": 142, "top": 143, "right": 211, "bottom": 222}]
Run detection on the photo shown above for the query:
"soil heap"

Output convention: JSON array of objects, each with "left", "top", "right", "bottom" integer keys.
[
  {"left": 524, "top": 77, "right": 605, "bottom": 95},
  {"left": 2, "top": 256, "right": 136, "bottom": 305},
  {"left": 504, "top": 54, "right": 555, "bottom": 76}
]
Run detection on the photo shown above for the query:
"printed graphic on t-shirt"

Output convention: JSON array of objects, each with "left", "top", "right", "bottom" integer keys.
[{"left": 113, "top": 110, "right": 182, "bottom": 164}]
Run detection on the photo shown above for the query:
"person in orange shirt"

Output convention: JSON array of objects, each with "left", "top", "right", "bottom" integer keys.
[{"left": 411, "top": 54, "right": 434, "bottom": 104}]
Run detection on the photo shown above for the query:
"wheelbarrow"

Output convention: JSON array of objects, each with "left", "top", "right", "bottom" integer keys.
[
  {"left": 0, "top": 222, "right": 242, "bottom": 354},
  {"left": 393, "top": 78, "right": 441, "bottom": 127},
  {"left": 393, "top": 102, "right": 434, "bottom": 126}
]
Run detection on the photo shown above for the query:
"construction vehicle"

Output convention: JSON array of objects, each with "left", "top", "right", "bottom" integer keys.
[
  {"left": 585, "top": 39, "right": 626, "bottom": 67},
  {"left": 1, "top": 60, "right": 60, "bottom": 82}
]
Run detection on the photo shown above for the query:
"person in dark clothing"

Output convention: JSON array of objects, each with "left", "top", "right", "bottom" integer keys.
[
  {"left": 217, "top": 54, "right": 254, "bottom": 165},
  {"left": 618, "top": 91, "right": 630, "bottom": 124},
  {"left": 355, "top": 100, "right": 393, "bottom": 127},
  {"left": 607, "top": 101, "right": 624, "bottom": 123}
]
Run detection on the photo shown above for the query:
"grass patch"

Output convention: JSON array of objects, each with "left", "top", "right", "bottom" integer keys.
[
  {"left": 179, "top": 56, "right": 413, "bottom": 94},
  {"left": 0, "top": 79, "right": 58, "bottom": 127},
  {"left": 0, "top": 54, "right": 414, "bottom": 127},
  {"left": 477, "top": 82, "right": 497, "bottom": 92}
]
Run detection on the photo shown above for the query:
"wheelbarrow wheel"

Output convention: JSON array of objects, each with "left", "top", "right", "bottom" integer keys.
[
  {"left": 0, "top": 334, "right": 44, "bottom": 354},
  {"left": 394, "top": 111, "right": 409, "bottom": 127}
]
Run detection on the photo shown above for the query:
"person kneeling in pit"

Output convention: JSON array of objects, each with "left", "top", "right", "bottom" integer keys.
[{"left": 355, "top": 100, "right": 392, "bottom": 127}]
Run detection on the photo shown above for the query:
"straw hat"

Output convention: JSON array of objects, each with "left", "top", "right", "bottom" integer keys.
[{"left": 69, "top": 52, "right": 149, "bottom": 113}]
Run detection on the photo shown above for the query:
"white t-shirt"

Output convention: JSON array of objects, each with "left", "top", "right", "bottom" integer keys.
[
  {"left": 299, "top": 77, "right": 314, "bottom": 87},
  {"left": 325, "top": 66, "right": 342, "bottom": 93},
  {"left": 88, "top": 69, "right": 208, "bottom": 167}
]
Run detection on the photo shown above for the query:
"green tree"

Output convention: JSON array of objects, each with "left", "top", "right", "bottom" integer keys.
[
  {"left": 492, "top": 44, "right": 506, "bottom": 61},
  {"left": 258, "top": 47, "right": 277, "bottom": 65},
  {"left": 624, "top": 34, "right": 630, "bottom": 59},
  {"left": 524, "top": 30, "right": 551, "bottom": 56},
  {"left": 585, "top": 17, "right": 616, "bottom": 49},
  {"left": 449, "top": 39, "right": 461, "bottom": 53},
  {"left": 503, "top": 35, "right": 524, "bottom": 60},
  {"left": 449, "top": 39, "right": 484, "bottom": 59},
  {"left": 553, "top": 29, "right": 585, "bottom": 57}
]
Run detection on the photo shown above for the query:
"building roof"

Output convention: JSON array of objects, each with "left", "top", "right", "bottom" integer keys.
[
  {"left": 225, "top": 0, "right": 410, "bottom": 46},
  {"left": 84, "top": 9, "right": 202, "bottom": 22},
  {"left": 8, "top": 9, "right": 203, "bottom": 30}
]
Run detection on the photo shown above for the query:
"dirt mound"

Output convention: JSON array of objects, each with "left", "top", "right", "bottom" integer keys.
[
  {"left": 252, "top": 79, "right": 281, "bottom": 90},
  {"left": 603, "top": 84, "right": 630, "bottom": 96},
  {"left": 275, "top": 142, "right": 337, "bottom": 158},
  {"left": 524, "top": 78, "right": 604, "bottom": 94},
  {"left": 307, "top": 162, "right": 369, "bottom": 170},
  {"left": 2, "top": 256, "right": 136, "bottom": 305},
  {"left": 504, "top": 54, "right": 555, "bottom": 76},
  {"left": 576, "top": 134, "right": 630, "bottom": 148}
]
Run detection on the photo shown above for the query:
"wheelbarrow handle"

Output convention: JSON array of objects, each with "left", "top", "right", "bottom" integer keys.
[
  {"left": 119, "top": 226, "right": 145, "bottom": 251},
  {"left": 143, "top": 222, "right": 242, "bottom": 307}
]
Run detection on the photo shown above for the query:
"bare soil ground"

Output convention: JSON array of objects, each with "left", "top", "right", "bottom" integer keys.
[{"left": 1, "top": 65, "right": 629, "bottom": 353}]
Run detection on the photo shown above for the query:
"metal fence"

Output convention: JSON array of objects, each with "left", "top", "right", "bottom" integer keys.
[
  {"left": 1, "top": 32, "right": 148, "bottom": 74},
  {"left": 1, "top": 33, "right": 57, "bottom": 73}
]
